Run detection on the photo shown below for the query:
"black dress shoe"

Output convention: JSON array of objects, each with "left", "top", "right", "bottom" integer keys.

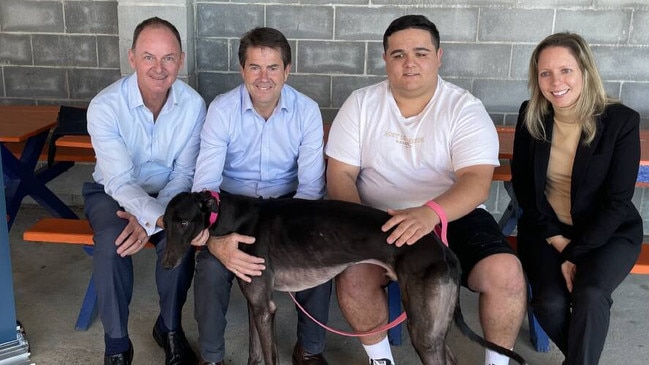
[
  {"left": 152, "top": 324, "right": 198, "bottom": 365},
  {"left": 292, "top": 342, "right": 329, "bottom": 365},
  {"left": 104, "top": 341, "right": 133, "bottom": 365}
]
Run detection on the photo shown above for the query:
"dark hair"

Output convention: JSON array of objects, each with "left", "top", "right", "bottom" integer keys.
[
  {"left": 238, "top": 27, "right": 291, "bottom": 68},
  {"left": 131, "top": 17, "right": 182, "bottom": 51},
  {"left": 383, "top": 15, "right": 440, "bottom": 51}
]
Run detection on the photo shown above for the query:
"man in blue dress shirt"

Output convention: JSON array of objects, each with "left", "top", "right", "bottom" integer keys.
[
  {"left": 191, "top": 27, "right": 330, "bottom": 365},
  {"left": 84, "top": 17, "right": 206, "bottom": 365}
]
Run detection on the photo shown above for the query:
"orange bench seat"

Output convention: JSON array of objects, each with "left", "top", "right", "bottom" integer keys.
[
  {"left": 507, "top": 236, "right": 649, "bottom": 275},
  {"left": 23, "top": 218, "right": 648, "bottom": 274},
  {"left": 5, "top": 141, "right": 95, "bottom": 163},
  {"left": 23, "top": 217, "right": 153, "bottom": 248}
]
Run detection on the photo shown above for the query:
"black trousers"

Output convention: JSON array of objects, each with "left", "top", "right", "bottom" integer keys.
[{"left": 518, "top": 227, "right": 640, "bottom": 365}]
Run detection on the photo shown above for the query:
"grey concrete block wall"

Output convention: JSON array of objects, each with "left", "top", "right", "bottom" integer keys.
[
  {"left": 4, "top": 67, "right": 68, "bottom": 99},
  {"left": 3, "top": 0, "right": 649, "bottom": 118},
  {"left": 192, "top": 1, "right": 649, "bottom": 128},
  {"left": 631, "top": 10, "right": 649, "bottom": 45},
  {"left": 268, "top": 6, "right": 334, "bottom": 39},
  {"left": 0, "top": 0, "right": 121, "bottom": 106},
  {"left": 1, "top": 0, "right": 649, "bottom": 231},
  {"left": 0, "top": 0, "right": 64, "bottom": 33},
  {"left": 479, "top": 8, "right": 554, "bottom": 42},
  {"left": 65, "top": 1, "right": 119, "bottom": 34}
]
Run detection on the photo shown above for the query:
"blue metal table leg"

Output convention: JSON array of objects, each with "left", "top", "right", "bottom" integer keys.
[
  {"left": 0, "top": 152, "right": 32, "bottom": 362},
  {"left": 75, "top": 273, "right": 98, "bottom": 331},
  {"left": 387, "top": 281, "right": 402, "bottom": 346},
  {"left": 498, "top": 180, "right": 520, "bottom": 236},
  {"left": 1, "top": 138, "right": 78, "bottom": 231},
  {"left": 75, "top": 245, "right": 97, "bottom": 331},
  {"left": 2, "top": 133, "right": 88, "bottom": 332},
  {"left": 527, "top": 285, "right": 550, "bottom": 352}
]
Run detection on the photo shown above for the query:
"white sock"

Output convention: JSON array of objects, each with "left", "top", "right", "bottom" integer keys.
[
  {"left": 363, "top": 337, "right": 395, "bottom": 364},
  {"left": 485, "top": 349, "right": 510, "bottom": 365}
]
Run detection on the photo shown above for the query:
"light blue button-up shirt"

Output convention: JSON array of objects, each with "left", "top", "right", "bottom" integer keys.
[
  {"left": 192, "top": 84, "right": 325, "bottom": 200},
  {"left": 88, "top": 73, "right": 206, "bottom": 235}
]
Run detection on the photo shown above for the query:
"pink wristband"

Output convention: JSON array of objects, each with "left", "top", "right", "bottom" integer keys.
[{"left": 423, "top": 200, "right": 448, "bottom": 246}]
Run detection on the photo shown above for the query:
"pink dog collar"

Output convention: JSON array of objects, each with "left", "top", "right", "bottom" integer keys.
[{"left": 209, "top": 191, "right": 220, "bottom": 225}]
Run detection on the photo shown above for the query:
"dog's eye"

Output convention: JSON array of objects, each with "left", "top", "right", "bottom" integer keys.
[{"left": 181, "top": 220, "right": 189, "bottom": 228}]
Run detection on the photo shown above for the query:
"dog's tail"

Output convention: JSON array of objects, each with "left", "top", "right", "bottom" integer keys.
[{"left": 453, "top": 302, "right": 528, "bottom": 365}]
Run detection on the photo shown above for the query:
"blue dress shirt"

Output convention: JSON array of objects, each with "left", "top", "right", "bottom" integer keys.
[
  {"left": 192, "top": 84, "right": 325, "bottom": 200},
  {"left": 88, "top": 73, "right": 206, "bottom": 234}
]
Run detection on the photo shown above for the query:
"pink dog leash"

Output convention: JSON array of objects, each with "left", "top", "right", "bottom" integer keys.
[
  {"left": 288, "top": 292, "right": 407, "bottom": 337},
  {"left": 289, "top": 200, "right": 449, "bottom": 337}
]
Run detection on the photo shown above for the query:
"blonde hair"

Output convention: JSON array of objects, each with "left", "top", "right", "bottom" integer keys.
[{"left": 525, "top": 32, "right": 615, "bottom": 144}]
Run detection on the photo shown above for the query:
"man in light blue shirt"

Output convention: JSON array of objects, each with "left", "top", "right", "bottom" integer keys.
[
  {"left": 191, "top": 27, "right": 330, "bottom": 365},
  {"left": 83, "top": 17, "right": 206, "bottom": 365}
]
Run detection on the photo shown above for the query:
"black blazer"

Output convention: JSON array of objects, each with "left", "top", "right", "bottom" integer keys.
[{"left": 511, "top": 101, "right": 643, "bottom": 264}]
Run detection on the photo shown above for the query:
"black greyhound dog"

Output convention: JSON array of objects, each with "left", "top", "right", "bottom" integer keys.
[{"left": 162, "top": 190, "right": 527, "bottom": 365}]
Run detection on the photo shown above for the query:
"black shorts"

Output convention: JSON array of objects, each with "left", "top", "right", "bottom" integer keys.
[{"left": 446, "top": 208, "right": 516, "bottom": 286}]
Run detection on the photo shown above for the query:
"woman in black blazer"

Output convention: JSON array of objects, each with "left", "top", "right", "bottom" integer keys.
[{"left": 511, "top": 32, "right": 643, "bottom": 365}]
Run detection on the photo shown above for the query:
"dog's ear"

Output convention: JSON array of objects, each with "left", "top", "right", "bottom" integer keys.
[
  {"left": 206, "top": 194, "right": 219, "bottom": 214},
  {"left": 197, "top": 190, "right": 212, "bottom": 201},
  {"left": 197, "top": 190, "right": 219, "bottom": 214}
]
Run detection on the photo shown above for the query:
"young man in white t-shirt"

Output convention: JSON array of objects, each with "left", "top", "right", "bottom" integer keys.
[{"left": 325, "top": 14, "right": 527, "bottom": 365}]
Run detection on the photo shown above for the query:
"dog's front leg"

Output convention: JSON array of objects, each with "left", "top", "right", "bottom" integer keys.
[{"left": 239, "top": 277, "right": 278, "bottom": 365}]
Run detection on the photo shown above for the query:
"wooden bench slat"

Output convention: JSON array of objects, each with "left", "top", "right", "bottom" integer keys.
[
  {"left": 5, "top": 142, "right": 95, "bottom": 163},
  {"left": 23, "top": 218, "right": 647, "bottom": 273},
  {"left": 23, "top": 218, "right": 94, "bottom": 245},
  {"left": 23, "top": 218, "right": 153, "bottom": 247},
  {"left": 507, "top": 235, "right": 518, "bottom": 251},
  {"left": 632, "top": 245, "right": 649, "bottom": 275},
  {"left": 55, "top": 135, "right": 92, "bottom": 149},
  {"left": 51, "top": 146, "right": 95, "bottom": 162},
  {"left": 493, "top": 164, "right": 511, "bottom": 182}
]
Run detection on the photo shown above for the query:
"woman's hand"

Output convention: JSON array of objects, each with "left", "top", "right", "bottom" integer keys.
[
  {"left": 561, "top": 260, "right": 576, "bottom": 292},
  {"left": 547, "top": 235, "right": 571, "bottom": 253}
]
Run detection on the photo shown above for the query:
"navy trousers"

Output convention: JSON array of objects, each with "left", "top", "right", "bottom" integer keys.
[
  {"left": 194, "top": 247, "right": 332, "bottom": 363},
  {"left": 83, "top": 182, "right": 195, "bottom": 340}
]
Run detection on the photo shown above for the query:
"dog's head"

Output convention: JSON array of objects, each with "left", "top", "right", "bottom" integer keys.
[{"left": 162, "top": 190, "right": 219, "bottom": 268}]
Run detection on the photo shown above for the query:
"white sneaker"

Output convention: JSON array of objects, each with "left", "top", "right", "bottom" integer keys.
[{"left": 370, "top": 359, "right": 393, "bottom": 365}]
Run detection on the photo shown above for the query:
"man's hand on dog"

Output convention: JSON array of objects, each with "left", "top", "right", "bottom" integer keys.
[
  {"left": 115, "top": 210, "right": 150, "bottom": 257},
  {"left": 382, "top": 206, "right": 439, "bottom": 247},
  {"left": 192, "top": 230, "right": 265, "bottom": 282}
]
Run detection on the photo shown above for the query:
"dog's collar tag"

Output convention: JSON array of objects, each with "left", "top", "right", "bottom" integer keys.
[{"left": 209, "top": 191, "right": 220, "bottom": 225}]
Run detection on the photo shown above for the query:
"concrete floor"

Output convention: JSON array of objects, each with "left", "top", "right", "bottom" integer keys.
[{"left": 7, "top": 204, "right": 649, "bottom": 365}]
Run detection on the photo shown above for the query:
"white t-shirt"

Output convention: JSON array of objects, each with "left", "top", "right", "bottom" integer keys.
[{"left": 325, "top": 77, "right": 499, "bottom": 211}]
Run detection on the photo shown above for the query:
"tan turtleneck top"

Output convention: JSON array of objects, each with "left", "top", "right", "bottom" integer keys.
[{"left": 545, "top": 117, "right": 581, "bottom": 225}]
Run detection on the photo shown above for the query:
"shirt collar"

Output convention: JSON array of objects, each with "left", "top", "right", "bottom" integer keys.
[
  {"left": 240, "top": 84, "right": 291, "bottom": 117},
  {"left": 127, "top": 73, "right": 178, "bottom": 113}
]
